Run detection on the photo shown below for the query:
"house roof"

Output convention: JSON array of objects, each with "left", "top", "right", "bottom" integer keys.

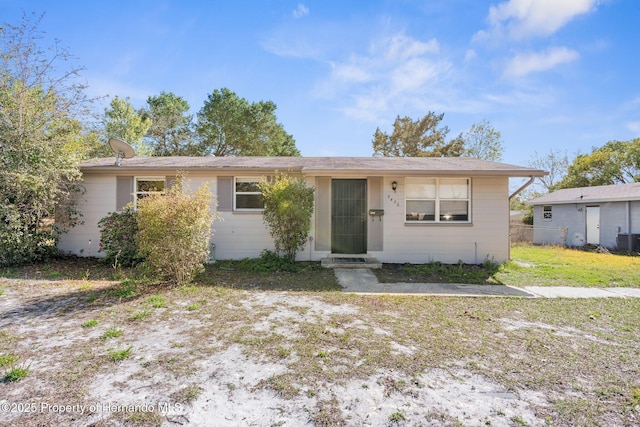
[
  {"left": 79, "top": 156, "right": 546, "bottom": 177},
  {"left": 528, "top": 182, "right": 640, "bottom": 205}
]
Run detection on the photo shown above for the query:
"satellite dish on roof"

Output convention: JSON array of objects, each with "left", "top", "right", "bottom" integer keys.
[{"left": 108, "top": 138, "right": 136, "bottom": 167}]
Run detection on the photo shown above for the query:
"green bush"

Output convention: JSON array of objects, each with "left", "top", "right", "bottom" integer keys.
[
  {"left": 258, "top": 173, "right": 314, "bottom": 263},
  {"left": 249, "top": 249, "right": 298, "bottom": 272},
  {"left": 136, "top": 175, "right": 219, "bottom": 284},
  {"left": 97, "top": 207, "right": 141, "bottom": 267}
]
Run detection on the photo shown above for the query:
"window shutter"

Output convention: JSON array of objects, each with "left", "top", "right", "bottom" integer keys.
[
  {"left": 315, "top": 177, "right": 331, "bottom": 251},
  {"left": 116, "top": 176, "right": 133, "bottom": 211},
  {"left": 217, "top": 176, "right": 233, "bottom": 212}
]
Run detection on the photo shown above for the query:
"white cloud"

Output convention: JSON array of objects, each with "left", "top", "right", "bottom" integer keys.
[
  {"left": 318, "top": 33, "right": 449, "bottom": 122},
  {"left": 379, "top": 34, "right": 439, "bottom": 60},
  {"left": 391, "top": 58, "right": 449, "bottom": 93},
  {"left": 478, "top": 0, "right": 599, "bottom": 41},
  {"left": 292, "top": 4, "right": 309, "bottom": 19},
  {"left": 504, "top": 47, "right": 579, "bottom": 77},
  {"left": 330, "top": 62, "right": 372, "bottom": 83}
]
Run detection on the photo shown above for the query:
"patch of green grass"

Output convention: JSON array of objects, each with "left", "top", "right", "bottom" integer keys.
[
  {"left": 100, "top": 327, "right": 123, "bottom": 340},
  {"left": 86, "top": 293, "right": 98, "bottom": 303},
  {"left": 0, "top": 289, "right": 4, "bottom": 296},
  {"left": 186, "top": 303, "right": 200, "bottom": 311},
  {"left": 311, "top": 398, "right": 345, "bottom": 426},
  {"left": 276, "top": 347, "right": 291, "bottom": 358},
  {"left": 200, "top": 259, "right": 339, "bottom": 291},
  {"left": 0, "top": 267, "right": 19, "bottom": 278},
  {"left": 108, "top": 346, "right": 132, "bottom": 362},
  {"left": 389, "top": 410, "right": 406, "bottom": 423},
  {"left": 129, "top": 310, "right": 152, "bottom": 321},
  {"left": 260, "top": 374, "right": 300, "bottom": 399},
  {"left": 510, "top": 415, "right": 528, "bottom": 425},
  {"left": 0, "top": 354, "right": 17, "bottom": 367},
  {"left": 170, "top": 384, "right": 202, "bottom": 403},
  {"left": 82, "top": 319, "right": 99, "bottom": 328},
  {"left": 496, "top": 245, "right": 640, "bottom": 287},
  {"left": 377, "top": 245, "right": 640, "bottom": 287},
  {"left": 45, "top": 271, "right": 63, "bottom": 279},
  {"left": 630, "top": 388, "right": 640, "bottom": 407},
  {"left": 124, "top": 411, "right": 161, "bottom": 424},
  {"left": 2, "top": 365, "right": 29, "bottom": 382},
  {"left": 146, "top": 295, "right": 166, "bottom": 308},
  {"left": 110, "top": 279, "right": 137, "bottom": 298},
  {"left": 376, "top": 260, "right": 500, "bottom": 285}
]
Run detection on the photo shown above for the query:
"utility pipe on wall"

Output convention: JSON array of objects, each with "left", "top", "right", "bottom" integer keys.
[
  {"left": 507, "top": 176, "right": 537, "bottom": 261},
  {"left": 509, "top": 176, "right": 536, "bottom": 201}
]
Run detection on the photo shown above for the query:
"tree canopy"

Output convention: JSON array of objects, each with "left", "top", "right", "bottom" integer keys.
[
  {"left": 461, "top": 119, "right": 504, "bottom": 161},
  {"left": 102, "top": 96, "right": 152, "bottom": 156},
  {"left": 372, "top": 112, "right": 464, "bottom": 157},
  {"left": 0, "top": 13, "right": 91, "bottom": 265},
  {"left": 554, "top": 139, "right": 640, "bottom": 189},
  {"left": 143, "top": 91, "right": 196, "bottom": 156},
  {"left": 195, "top": 88, "right": 300, "bottom": 157},
  {"left": 528, "top": 149, "right": 571, "bottom": 191}
]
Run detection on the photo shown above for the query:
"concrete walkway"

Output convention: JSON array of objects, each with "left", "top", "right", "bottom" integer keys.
[{"left": 334, "top": 268, "right": 640, "bottom": 298}]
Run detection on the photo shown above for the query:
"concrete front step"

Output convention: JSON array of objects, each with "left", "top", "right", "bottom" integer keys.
[{"left": 321, "top": 256, "right": 382, "bottom": 269}]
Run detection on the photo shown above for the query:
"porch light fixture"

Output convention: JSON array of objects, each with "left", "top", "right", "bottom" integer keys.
[{"left": 391, "top": 181, "right": 397, "bottom": 192}]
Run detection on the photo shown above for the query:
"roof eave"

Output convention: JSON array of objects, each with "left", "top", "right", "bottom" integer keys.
[{"left": 529, "top": 197, "right": 640, "bottom": 205}]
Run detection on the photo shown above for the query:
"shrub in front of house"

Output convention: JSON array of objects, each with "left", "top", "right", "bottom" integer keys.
[
  {"left": 258, "top": 173, "right": 314, "bottom": 263},
  {"left": 136, "top": 176, "right": 219, "bottom": 284},
  {"left": 98, "top": 207, "right": 141, "bottom": 267}
]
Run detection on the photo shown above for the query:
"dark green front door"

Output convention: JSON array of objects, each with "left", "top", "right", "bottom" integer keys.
[{"left": 331, "top": 179, "right": 367, "bottom": 254}]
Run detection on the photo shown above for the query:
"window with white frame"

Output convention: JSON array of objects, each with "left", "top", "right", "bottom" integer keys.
[
  {"left": 234, "top": 177, "right": 264, "bottom": 211},
  {"left": 405, "top": 177, "right": 470, "bottom": 222},
  {"left": 542, "top": 205, "right": 552, "bottom": 221},
  {"left": 133, "top": 177, "right": 165, "bottom": 209}
]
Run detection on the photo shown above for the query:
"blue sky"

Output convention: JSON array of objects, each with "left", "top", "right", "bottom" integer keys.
[{"left": 2, "top": 0, "right": 639, "bottom": 166}]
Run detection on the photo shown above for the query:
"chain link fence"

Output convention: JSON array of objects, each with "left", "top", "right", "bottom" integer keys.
[{"left": 510, "top": 224, "right": 568, "bottom": 246}]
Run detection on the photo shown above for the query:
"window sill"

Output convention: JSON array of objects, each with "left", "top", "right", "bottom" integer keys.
[
  {"left": 404, "top": 221, "right": 473, "bottom": 227},
  {"left": 231, "top": 210, "right": 264, "bottom": 215}
]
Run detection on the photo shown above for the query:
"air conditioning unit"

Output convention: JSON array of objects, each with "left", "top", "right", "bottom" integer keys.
[{"left": 616, "top": 234, "right": 640, "bottom": 251}]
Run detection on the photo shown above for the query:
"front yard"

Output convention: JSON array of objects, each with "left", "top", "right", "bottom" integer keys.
[
  {"left": 0, "top": 246, "right": 639, "bottom": 426},
  {"left": 377, "top": 244, "right": 640, "bottom": 287}
]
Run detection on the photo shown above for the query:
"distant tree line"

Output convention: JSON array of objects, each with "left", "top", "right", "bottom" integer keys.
[{"left": 101, "top": 88, "right": 300, "bottom": 158}]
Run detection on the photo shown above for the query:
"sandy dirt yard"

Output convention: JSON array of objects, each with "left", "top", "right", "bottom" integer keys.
[{"left": 0, "top": 274, "right": 638, "bottom": 426}]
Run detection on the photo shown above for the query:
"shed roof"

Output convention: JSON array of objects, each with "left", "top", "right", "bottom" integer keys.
[
  {"left": 528, "top": 182, "right": 640, "bottom": 205},
  {"left": 79, "top": 156, "right": 546, "bottom": 177}
]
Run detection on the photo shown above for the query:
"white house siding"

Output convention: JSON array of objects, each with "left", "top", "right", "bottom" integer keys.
[
  {"left": 58, "top": 175, "right": 116, "bottom": 257},
  {"left": 372, "top": 176, "right": 509, "bottom": 264},
  {"left": 59, "top": 172, "right": 513, "bottom": 264}
]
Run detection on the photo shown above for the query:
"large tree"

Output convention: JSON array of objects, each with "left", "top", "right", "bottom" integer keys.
[
  {"left": 195, "top": 88, "right": 299, "bottom": 157},
  {"left": 461, "top": 119, "right": 504, "bottom": 161},
  {"left": 528, "top": 149, "right": 571, "bottom": 191},
  {"left": 372, "top": 112, "right": 464, "bottom": 157},
  {"left": 102, "top": 96, "right": 152, "bottom": 156},
  {"left": 143, "top": 91, "right": 196, "bottom": 156},
  {"left": 0, "top": 13, "right": 91, "bottom": 265},
  {"left": 555, "top": 139, "right": 640, "bottom": 189}
]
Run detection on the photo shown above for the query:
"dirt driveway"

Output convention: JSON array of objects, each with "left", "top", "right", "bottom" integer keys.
[{"left": 1, "top": 276, "right": 638, "bottom": 426}]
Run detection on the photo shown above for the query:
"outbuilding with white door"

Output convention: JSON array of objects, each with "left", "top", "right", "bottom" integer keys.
[{"left": 528, "top": 182, "right": 640, "bottom": 251}]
